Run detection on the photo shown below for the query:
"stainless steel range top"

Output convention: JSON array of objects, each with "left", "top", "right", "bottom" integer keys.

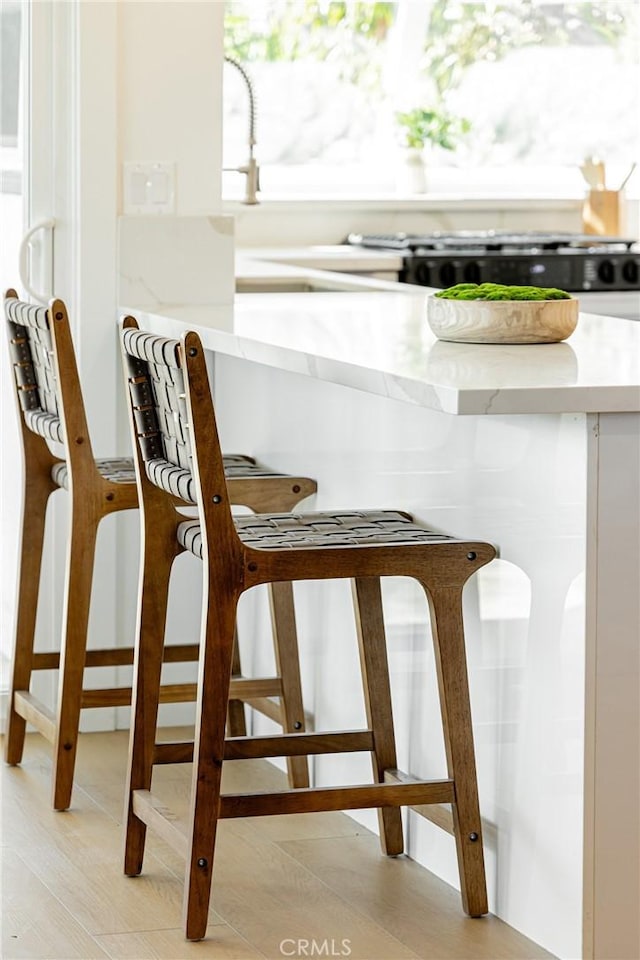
[{"left": 347, "top": 231, "right": 640, "bottom": 292}]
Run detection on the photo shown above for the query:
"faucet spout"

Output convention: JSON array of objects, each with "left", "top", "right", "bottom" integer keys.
[{"left": 224, "top": 55, "right": 260, "bottom": 204}]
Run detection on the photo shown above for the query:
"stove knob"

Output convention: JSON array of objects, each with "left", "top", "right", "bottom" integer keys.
[
  {"left": 597, "top": 260, "right": 615, "bottom": 285},
  {"left": 622, "top": 259, "right": 639, "bottom": 285},
  {"left": 439, "top": 262, "right": 457, "bottom": 287},
  {"left": 463, "top": 261, "right": 481, "bottom": 284},
  {"left": 414, "top": 262, "right": 431, "bottom": 285}
]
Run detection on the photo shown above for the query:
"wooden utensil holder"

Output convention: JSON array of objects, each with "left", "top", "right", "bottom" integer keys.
[{"left": 582, "top": 189, "right": 623, "bottom": 236}]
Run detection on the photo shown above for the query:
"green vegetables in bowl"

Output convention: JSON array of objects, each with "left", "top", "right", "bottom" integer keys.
[{"left": 435, "top": 282, "right": 572, "bottom": 301}]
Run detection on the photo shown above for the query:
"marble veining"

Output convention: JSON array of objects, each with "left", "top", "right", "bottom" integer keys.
[{"left": 118, "top": 215, "right": 235, "bottom": 308}]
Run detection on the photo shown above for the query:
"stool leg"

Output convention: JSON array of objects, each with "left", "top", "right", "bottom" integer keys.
[
  {"left": 226, "top": 628, "right": 247, "bottom": 737},
  {"left": 424, "top": 582, "right": 487, "bottom": 918},
  {"left": 52, "top": 509, "right": 99, "bottom": 810},
  {"left": 269, "top": 581, "right": 309, "bottom": 789},
  {"left": 124, "top": 520, "right": 178, "bottom": 877},
  {"left": 4, "top": 471, "right": 54, "bottom": 765},
  {"left": 184, "top": 587, "right": 238, "bottom": 941},
  {"left": 352, "top": 576, "right": 404, "bottom": 856}
]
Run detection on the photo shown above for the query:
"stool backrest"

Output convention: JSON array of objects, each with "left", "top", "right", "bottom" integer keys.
[
  {"left": 121, "top": 323, "right": 197, "bottom": 504},
  {"left": 5, "top": 291, "right": 63, "bottom": 443},
  {"left": 121, "top": 320, "right": 239, "bottom": 563},
  {"left": 4, "top": 289, "right": 93, "bottom": 464}
]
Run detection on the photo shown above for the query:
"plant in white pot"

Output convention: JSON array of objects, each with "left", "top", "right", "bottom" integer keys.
[{"left": 395, "top": 107, "right": 471, "bottom": 194}]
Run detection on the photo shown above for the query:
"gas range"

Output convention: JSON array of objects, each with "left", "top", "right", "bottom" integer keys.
[{"left": 347, "top": 231, "right": 640, "bottom": 292}]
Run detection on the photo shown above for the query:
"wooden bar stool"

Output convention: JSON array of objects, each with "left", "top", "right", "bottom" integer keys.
[
  {"left": 120, "top": 320, "right": 496, "bottom": 942},
  {"left": 3, "top": 290, "right": 316, "bottom": 810}
]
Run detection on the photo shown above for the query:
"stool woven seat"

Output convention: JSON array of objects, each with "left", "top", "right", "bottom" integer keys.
[
  {"left": 178, "top": 510, "right": 456, "bottom": 557},
  {"left": 51, "top": 456, "right": 137, "bottom": 489},
  {"left": 3, "top": 290, "right": 317, "bottom": 810},
  {"left": 51, "top": 453, "right": 284, "bottom": 491},
  {"left": 120, "top": 318, "right": 497, "bottom": 942}
]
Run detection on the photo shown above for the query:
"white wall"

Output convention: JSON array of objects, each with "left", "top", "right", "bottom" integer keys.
[
  {"left": 118, "top": 1, "right": 224, "bottom": 217},
  {"left": 115, "top": 1, "right": 234, "bottom": 311}
]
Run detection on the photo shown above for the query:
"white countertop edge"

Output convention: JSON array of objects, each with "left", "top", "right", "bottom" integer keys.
[
  {"left": 123, "top": 306, "right": 640, "bottom": 418},
  {"left": 453, "top": 384, "right": 640, "bottom": 415}
]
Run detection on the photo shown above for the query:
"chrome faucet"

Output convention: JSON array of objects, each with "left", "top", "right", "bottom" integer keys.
[{"left": 223, "top": 55, "right": 260, "bottom": 205}]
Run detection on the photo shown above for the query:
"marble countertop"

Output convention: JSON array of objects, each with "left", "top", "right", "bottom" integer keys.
[
  {"left": 238, "top": 245, "right": 404, "bottom": 274},
  {"left": 234, "top": 252, "right": 407, "bottom": 292},
  {"left": 129, "top": 277, "right": 640, "bottom": 415}
]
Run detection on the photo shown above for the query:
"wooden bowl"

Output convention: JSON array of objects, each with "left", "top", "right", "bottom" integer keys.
[{"left": 427, "top": 294, "right": 579, "bottom": 344}]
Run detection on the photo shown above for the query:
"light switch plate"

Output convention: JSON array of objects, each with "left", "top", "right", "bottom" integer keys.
[{"left": 123, "top": 162, "right": 176, "bottom": 214}]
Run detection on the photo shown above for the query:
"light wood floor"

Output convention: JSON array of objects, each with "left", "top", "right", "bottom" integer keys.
[{"left": 1, "top": 730, "right": 553, "bottom": 960}]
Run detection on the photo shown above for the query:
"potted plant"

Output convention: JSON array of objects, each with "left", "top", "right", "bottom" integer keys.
[
  {"left": 395, "top": 107, "right": 471, "bottom": 193},
  {"left": 427, "top": 282, "right": 579, "bottom": 343}
]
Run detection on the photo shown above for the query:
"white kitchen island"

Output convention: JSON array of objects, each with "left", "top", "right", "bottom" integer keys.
[{"left": 130, "top": 285, "right": 640, "bottom": 960}]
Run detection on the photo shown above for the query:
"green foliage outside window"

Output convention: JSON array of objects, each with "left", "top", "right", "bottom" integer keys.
[
  {"left": 225, "top": 0, "right": 635, "bottom": 102},
  {"left": 395, "top": 108, "right": 471, "bottom": 151},
  {"left": 225, "top": 1, "right": 395, "bottom": 87},
  {"left": 423, "top": 0, "right": 634, "bottom": 102}
]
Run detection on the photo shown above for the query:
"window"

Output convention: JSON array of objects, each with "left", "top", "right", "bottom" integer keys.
[
  {"left": 0, "top": 0, "right": 23, "bottom": 689},
  {"left": 0, "top": 0, "right": 21, "bottom": 147},
  {"left": 1, "top": 0, "right": 23, "bottom": 288},
  {"left": 223, "top": 0, "right": 640, "bottom": 197}
]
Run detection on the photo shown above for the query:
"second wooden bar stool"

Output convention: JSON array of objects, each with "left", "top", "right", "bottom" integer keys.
[
  {"left": 3, "top": 291, "right": 316, "bottom": 810},
  {"left": 120, "top": 320, "right": 496, "bottom": 941}
]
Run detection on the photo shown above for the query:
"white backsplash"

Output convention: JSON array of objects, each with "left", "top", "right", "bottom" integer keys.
[
  {"left": 229, "top": 196, "right": 640, "bottom": 248},
  {"left": 118, "top": 215, "right": 235, "bottom": 307}
]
